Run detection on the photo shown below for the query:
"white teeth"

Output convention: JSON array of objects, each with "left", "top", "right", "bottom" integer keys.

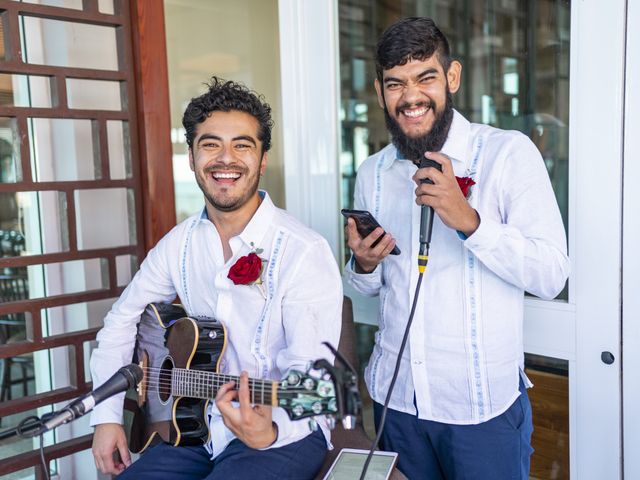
[
  {"left": 212, "top": 172, "right": 241, "bottom": 179},
  {"left": 403, "top": 107, "right": 429, "bottom": 118}
]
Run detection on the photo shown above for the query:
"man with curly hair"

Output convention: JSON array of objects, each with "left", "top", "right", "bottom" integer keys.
[{"left": 90, "top": 77, "right": 342, "bottom": 479}]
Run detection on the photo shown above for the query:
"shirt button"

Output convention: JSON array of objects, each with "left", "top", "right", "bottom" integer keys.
[{"left": 413, "top": 360, "right": 422, "bottom": 365}]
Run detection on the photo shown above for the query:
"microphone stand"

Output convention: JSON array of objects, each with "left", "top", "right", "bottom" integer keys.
[{"left": 0, "top": 414, "right": 52, "bottom": 480}]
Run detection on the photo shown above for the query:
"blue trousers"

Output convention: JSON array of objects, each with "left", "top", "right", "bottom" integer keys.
[
  {"left": 116, "top": 429, "right": 326, "bottom": 480},
  {"left": 373, "top": 379, "right": 534, "bottom": 480}
]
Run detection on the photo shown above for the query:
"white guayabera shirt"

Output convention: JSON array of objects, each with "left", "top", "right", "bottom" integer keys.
[
  {"left": 90, "top": 192, "right": 342, "bottom": 457},
  {"left": 345, "top": 111, "right": 570, "bottom": 424}
]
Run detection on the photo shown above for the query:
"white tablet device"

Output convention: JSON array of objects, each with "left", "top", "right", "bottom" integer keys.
[{"left": 323, "top": 448, "right": 399, "bottom": 480}]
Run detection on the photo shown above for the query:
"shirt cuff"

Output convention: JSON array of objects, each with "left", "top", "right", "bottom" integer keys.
[
  {"left": 89, "top": 393, "right": 125, "bottom": 426},
  {"left": 463, "top": 213, "right": 501, "bottom": 252},
  {"left": 260, "top": 407, "right": 313, "bottom": 450},
  {"left": 344, "top": 256, "right": 382, "bottom": 297}
]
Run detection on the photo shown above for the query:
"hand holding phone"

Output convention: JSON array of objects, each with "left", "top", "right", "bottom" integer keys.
[{"left": 341, "top": 209, "right": 401, "bottom": 255}]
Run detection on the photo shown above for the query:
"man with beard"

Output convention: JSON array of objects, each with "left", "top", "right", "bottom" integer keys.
[
  {"left": 344, "top": 17, "right": 569, "bottom": 479},
  {"left": 90, "top": 78, "right": 342, "bottom": 479}
]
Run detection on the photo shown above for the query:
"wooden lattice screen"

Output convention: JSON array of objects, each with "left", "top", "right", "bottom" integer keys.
[{"left": 0, "top": 0, "right": 152, "bottom": 476}]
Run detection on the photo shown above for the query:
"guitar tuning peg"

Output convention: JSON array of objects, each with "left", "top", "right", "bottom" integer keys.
[{"left": 308, "top": 419, "right": 318, "bottom": 431}]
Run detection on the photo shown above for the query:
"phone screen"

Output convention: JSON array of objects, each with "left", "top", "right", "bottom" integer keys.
[{"left": 324, "top": 451, "right": 396, "bottom": 480}]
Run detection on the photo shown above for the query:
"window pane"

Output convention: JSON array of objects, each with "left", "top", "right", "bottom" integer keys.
[
  {"left": 21, "top": 16, "right": 118, "bottom": 71},
  {"left": 66, "top": 79, "right": 123, "bottom": 111},
  {"left": 41, "top": 297, "right": 118, "bottom": 337},
  {"left": 30, "top": 118, "right": 99, "bottom": 182},
  {"left": 74, "top": 188, "right": 136, "bottom": 249},
  {"left": 0, "top": 73, "right": 53, "bottom": 108},
  {"left": 107, "top": 120, "right": 132, "bottom": 180},
  {"left": 23, "top": 258, "right": 108, "bottom": 300},
  {"left": 0, "top": 117, "right": 21, "bottom": 183},
  {"left": 0, "top": 191, "right": 69, "bottom": 256}
]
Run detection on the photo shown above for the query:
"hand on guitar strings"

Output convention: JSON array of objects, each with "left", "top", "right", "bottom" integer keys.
[{"left": 215, "top": 371, "right": 278, "bottom": 449}]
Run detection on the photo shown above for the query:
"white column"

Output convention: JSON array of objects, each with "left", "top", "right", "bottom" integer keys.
[
  {"left": 623, "top": 0, "right": 640, "bottom": 478},
  {"left": 277, "top": 0, "right": 342, "bottom": 260}
]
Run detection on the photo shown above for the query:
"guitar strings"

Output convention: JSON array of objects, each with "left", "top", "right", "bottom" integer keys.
[{"left": 136, "top": 366, "right": 315, "bottom": 396}]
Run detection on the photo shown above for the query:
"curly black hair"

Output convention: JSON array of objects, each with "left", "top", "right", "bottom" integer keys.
[
  {"left": 182, "top": 77, "right": 273, "bottom": 152},
  {"left": 375, "top": 17, "right": 452, "bottom": 81}
]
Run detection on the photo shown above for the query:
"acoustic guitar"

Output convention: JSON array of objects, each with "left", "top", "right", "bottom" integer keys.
[{"left": 123, "top": 303, "right": 360, "bottom": 453}]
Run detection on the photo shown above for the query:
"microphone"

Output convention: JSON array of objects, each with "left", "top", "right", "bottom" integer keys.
[
  {"left": 417, "top": 157, "right": 442, "bottom": 273},
  {"left": 38, "top": 364, "right": 143, "bottom": 434},
  {"left": 418, "top": 157, "right": 442, "bottom": 247}
]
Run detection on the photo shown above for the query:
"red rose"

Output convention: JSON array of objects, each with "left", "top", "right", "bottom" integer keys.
[
  {"left": 228, "top": 252, "right": 263, "bottom": 285},
  {"left": 455, "top": 176, "right": 476, "bottom": 198}
]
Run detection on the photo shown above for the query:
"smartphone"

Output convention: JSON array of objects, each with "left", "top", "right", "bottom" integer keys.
[
  {"left": 322, "top": 448, "right": 399, "bottom": 480},
  {"left": 341, "top": 209, "right": 401, "bottom": 255}
]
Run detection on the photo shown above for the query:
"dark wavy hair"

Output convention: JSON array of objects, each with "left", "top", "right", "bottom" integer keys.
[
  {"left": 182, "top": 77, "right": 273, "bottom": 153},
  {"left": 375, "top": 17, "right": 452, "bottom": 82}
]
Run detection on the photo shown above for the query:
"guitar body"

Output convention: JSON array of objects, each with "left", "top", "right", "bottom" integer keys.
[{"left": 123, "top": 303, "right": 226, "bottom": 453}]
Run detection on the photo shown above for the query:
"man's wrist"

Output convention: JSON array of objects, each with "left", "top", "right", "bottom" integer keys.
[
  {"left": 353, "top": 258, "right": 376, "bottom": 274},
  {"left": 267, "top": 421, "right": 278, "bottom": 447}
]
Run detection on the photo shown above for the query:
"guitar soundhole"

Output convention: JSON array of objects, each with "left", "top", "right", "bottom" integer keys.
[{"left": 158, "top": 356, "right": 174, "bottom": 404}]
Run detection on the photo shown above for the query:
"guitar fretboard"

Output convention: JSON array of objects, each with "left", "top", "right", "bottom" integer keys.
[{"left": 171, "top": 368, "right": 278, "bottom": 406}]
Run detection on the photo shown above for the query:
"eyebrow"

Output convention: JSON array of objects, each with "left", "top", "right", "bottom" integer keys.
[
  {"left": 383, "top": 68, "right": 439, "bottom": 84},
  {"left": 196, "top": 134, "right": 257, "bottom": 146}
]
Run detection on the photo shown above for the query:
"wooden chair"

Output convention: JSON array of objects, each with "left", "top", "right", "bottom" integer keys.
[{"left": 314, "top": 296, "right": 407, "bottom": 480}]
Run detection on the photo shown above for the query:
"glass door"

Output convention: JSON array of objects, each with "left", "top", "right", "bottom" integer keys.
[{"left": 336, "top": 1, "right": 625, "bottom": 478}]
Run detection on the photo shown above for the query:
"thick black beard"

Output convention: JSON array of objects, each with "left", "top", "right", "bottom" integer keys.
[{"left": 384, "top": 91, "right": 454, "bottom": 163}]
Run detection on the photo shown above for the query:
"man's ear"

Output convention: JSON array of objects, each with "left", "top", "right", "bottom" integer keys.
[
  {"left": 447, "top": 60, "right": 462, "bottom": 94},
  {"left": 188, "top": 148, "right": 195, "bottom": 172},
  {"left": 374, "top": 78, "right": 386, "bottom": 109},
  {"left": 260, "top": 152, "right": 268, "bottom": 176}
]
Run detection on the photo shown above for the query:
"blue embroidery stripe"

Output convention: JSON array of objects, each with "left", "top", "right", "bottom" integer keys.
[
  {"left": 181, "top": 217, "right": 199, "bottom": 314},
  {"left": 251, "top": 230, "right": 287, "bottom": 379},
  {"left": 466, "top": 134, "right": 489, "bottom": 420}
]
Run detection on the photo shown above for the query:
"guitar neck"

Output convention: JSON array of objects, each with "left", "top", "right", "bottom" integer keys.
[{"left": 171, "top": 368, "right": 279, "bottom": 406}]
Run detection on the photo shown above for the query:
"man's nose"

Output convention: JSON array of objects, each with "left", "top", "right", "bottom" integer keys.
[
  {"left": 401, "top": 82, "right": 423, "bottom": 105},
  {"left": 217, "top": 146, "right": 234, "bottom": 164}
]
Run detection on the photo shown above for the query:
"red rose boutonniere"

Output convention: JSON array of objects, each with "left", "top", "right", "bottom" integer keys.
[
  {"left": 455, "top": 176, "right": 476, "bottom": 199},
  {"left": 228, "top": 243, "right": 266, "bottom": 287}
]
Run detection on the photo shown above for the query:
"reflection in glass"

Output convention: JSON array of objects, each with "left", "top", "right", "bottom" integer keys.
[
  {"left": 66, "top": 79, "right": 123, "bottom": 111},
  {"left": 107, "top": 120, "right": 132, "bottom": 180},
  {"left": 0, "top": 191, "right": 68, "bottom": 256},
  {"left": 29, "top": 118, "right": 98, "bottom": 182},
  {"left": 0, "top": 73, "right": 53, "bottom": 108},
  {"left": 74, "top": 188, "right": 136, "bottom": 249},
  {"left": 525, "top": 353, "right": 569, "bottom": 480},
  {"left": 20, "top": 16, "right": 118, "bottom": 71},
  {"left": 0, "top": 117, "right": 21, "bottom": 183}
]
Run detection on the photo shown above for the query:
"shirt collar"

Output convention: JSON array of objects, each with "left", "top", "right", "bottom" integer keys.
[
  {"left": 381, "top": 109, "right": 471, "bottom": 170},
  {"left": 199, "top": 190, "right": 276, "bottom": 250}
]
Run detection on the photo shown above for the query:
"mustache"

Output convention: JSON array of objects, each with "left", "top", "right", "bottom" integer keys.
[
  {"left": 203, "top": 164, "right": 247, "bottom": 175},
  {"left": 395, "top": 99, "right": 436, "bottom": 117}
]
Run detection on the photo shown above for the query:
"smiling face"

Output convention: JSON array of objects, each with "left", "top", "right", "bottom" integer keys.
[
  {"left": 375, "top": 55, "right": 461, "bottom": 159},
  {"left": 189, "top": 110, "right": 267, "bottom": 215}
]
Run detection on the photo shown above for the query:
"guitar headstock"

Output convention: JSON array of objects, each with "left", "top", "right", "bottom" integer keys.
[{"left": 277, "top": 343, "right": 361, "bottom": 430}]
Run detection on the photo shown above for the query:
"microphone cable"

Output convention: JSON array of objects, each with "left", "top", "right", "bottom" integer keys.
[{"left": 359, "top": 242, "right": 430, "bottom": 480}]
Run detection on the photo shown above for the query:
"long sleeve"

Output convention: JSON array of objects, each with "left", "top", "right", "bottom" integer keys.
[
  {"left": 465, "top": 133, "right": 570, "bottom": 299},
  {"left": 267, "top": 237, "right": 343, "bottom": 449},
  {"left": 344, "top": 165, "right": 384, "bottom": 296},
  {"left": 89, "top": 236, "right": 177, "bottom": 425}
]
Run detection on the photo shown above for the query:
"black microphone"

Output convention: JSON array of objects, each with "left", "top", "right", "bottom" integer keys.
[
  {"left": 38, "top": 364, "right": 143, "bottom": 434},
  {"left": 418, "top": 157, "right": 443, "bottom": 247}
]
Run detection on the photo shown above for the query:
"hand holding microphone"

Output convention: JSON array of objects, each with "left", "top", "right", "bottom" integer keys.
[{"left": 413, "top": 152, "right": 480, "bottom": 238}]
